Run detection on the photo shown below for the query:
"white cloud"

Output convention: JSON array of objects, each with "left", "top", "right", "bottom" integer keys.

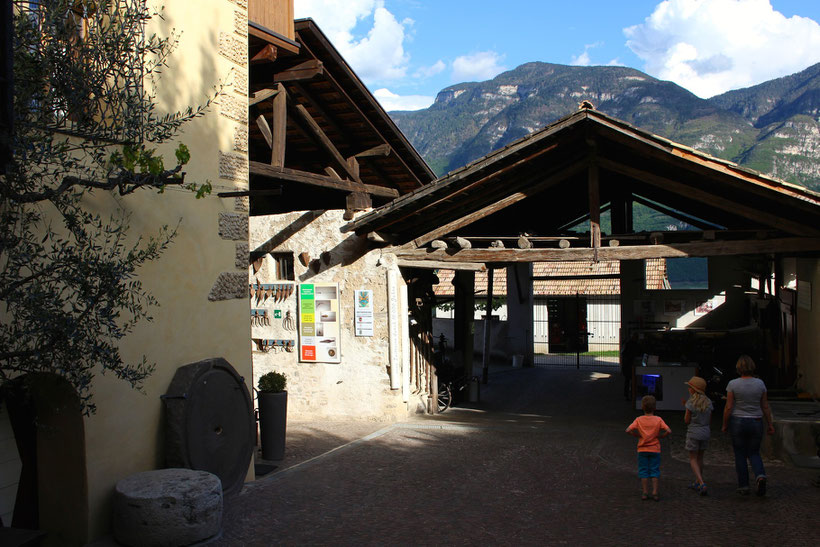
[
  {"left": 294, "top": 0, "right": 410, "bottom": 83},
  {"left": 414, "top": 60, "right": 446, "bottom": 79},
  {"left": 571, "top": 42, "right": 603, "bottom": 66},
  {"left": 571, "top": 50, "right": 592, "bottom": 66},
  {"left": 373, "top": 88, "right": 435, "bottom": 111},
  {"left": 451, "top": 51, "right": 506, "bottom": 82},
  {"left": 625, "top": 0, "right": 820, "bottom": 98}
]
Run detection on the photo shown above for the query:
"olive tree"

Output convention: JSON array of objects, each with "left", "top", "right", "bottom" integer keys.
[{"left": 0, "top": 0, "right": 214, "bottom": 413}]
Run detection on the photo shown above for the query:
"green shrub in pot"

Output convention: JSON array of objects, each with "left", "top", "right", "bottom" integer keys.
[{"left": 258, "top": 371, "right": 286, "bottom": 393}]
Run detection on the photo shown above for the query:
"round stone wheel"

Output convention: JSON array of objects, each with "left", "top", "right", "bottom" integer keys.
[
  {"left": 112, "top": 468, "right": 222, "bottom": 547},
  {"left": 164, "top": 358, "right": 254, "bottom": 497}
]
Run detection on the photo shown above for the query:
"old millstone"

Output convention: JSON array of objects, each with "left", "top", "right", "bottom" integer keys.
[{"left": 112, "top": 468, "right": 222, "bottom": 547}]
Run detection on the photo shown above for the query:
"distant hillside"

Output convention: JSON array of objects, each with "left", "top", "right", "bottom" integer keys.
[{"left": 391, "top": 62, "right": 820, "bottom": 192}]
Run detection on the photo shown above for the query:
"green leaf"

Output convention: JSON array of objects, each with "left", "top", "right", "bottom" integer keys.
[{"left": 175, "top": 143, "right": 190, "bottom": 165}]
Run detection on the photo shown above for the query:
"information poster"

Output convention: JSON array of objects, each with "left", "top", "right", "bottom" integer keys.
[
  {"left": 298, "top": 283, "right": 341, "bottom": 363},
  {"left": 354, "top": 289, "right": 374, "bottom": 337}
]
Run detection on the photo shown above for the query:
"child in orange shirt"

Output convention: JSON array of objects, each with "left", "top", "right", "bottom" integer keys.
[{"left": 626, "top": 395, "right": 672, "bottom": 500}]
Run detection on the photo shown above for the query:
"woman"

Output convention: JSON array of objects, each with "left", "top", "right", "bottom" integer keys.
[{"left": 721, "top": 355, "right": 775, "bottom": 496}]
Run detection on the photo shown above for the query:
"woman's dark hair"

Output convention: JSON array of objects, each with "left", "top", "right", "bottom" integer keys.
[{"left": 736, "top": 354, "right": 756, "bottom": 375}]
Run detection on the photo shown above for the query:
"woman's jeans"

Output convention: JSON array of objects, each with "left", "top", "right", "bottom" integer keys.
[{"left": 729, "top": 416, "right": 766, "bottom": 488}]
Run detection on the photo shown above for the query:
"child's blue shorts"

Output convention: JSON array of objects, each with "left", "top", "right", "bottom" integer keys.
[{"left": 637, "top": 452, "right": 661, "bottom": 478}]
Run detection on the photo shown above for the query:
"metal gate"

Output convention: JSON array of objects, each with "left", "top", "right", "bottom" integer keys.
[{"left": 534, "top": 295, "right": 621, "bottom": 368}]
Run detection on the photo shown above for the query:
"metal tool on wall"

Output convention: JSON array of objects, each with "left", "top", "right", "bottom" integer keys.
[
  {"left": 253, "top": 339, "right": 295, "bottom": 353},
  {"left": 283, "top": 310, "right": 296, "bottom": 331},
  {"left": 251, "top": 309, "right": 270, "bottom": 327}
]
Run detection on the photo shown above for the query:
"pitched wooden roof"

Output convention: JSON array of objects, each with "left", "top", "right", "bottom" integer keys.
[
  {"left": 247, "top": 18, "right": 434, "bottom": 214},
  {"left": 343, "top": 108, "right": 820, "bottom": 264}
]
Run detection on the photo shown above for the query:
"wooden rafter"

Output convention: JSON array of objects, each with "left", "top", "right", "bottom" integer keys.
[
  {"left": 598, "top": 158, "right": 820, "bottom": 237},
  {"left": 631, "top": 194, "right": 723, "bottom": 230},
  {"left": 255, "top": 114, "right": 272, "bottom": 148},
  {"left": 251, "top": 44, "right": 278, "bottom": 64},
  {"left": 250, "top": 88, "right": 279, "bottom": 107},
  {"left": 356, "top": 144, "right": 391, "bottom": 158},
  {"left": 347, "top": 143, "right": 562, "bottom": 237},
  {"left": 289, "top": 82, "right": 347, "bottom": 140},
  {"left": 591, "top": 114, "right": 819, "bottom": 207},
  {"left": 248, "top": 23, "right": 300, "bottom": 54},
  {"left": 271, "top": 83, "right": 286, "bottom": 167},
  {"left": 273, "top": 60, "right": 323, "bottom": 83},
  {"left": 289, "top": 101, "right": 360, "bottom": 181},
  {"left": 407, "top": 161, "right": 587, "bottom": 249},
  {"left": 250, "top": 162, "right": 398, "bottom": 198},
  {"left": 293, "top": 32, "right": 427, "bottom": 187}
]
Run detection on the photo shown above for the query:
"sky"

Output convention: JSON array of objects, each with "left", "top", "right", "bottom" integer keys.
[{"left": 293, "top": 0, "right": 820, "bottom": 111}]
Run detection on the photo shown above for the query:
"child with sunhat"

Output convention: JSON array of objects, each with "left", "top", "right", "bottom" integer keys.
[{"left": 682, "top": 376, "right": 713, "bottom": 495}]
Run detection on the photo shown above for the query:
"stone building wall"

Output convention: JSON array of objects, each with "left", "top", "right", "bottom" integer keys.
[{"left": 250, "top": 210, "right": 421, "bottom": 421}]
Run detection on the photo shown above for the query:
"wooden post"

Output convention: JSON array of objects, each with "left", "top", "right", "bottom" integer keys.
[
  {"left": 454, "top": 270, "right": 476, "bottom": 385},
  {"left": 482, "top": 267, "right": 494, "bottom": 384},
  {"left": 588, "top": 162, "right": 601, "bottom": 251},
  {"left": 271, "top": 83, "right": 286, "bottom": 167}
]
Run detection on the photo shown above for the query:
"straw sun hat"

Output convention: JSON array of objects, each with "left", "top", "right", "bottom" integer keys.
[{"left": 685, "top": 376, "right": 706, "bottom": 393}]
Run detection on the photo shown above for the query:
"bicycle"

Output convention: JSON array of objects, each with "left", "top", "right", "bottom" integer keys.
[{"left": 437, "top": 374, "right": 474, "bottom": 412}]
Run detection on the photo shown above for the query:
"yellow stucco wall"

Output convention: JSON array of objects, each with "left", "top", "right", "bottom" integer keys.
[
  {"left": 81, "top": 1, "right": 251, "bottom": 539},
  {"left": 797, "top": 258, "right": 820, "bottom": 396}
]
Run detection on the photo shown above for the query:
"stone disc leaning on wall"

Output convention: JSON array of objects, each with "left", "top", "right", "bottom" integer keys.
[{"left": 163, "top": 358, "right": 255, "bottom": 496}]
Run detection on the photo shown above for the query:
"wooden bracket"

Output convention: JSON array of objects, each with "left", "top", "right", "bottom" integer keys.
[{"left": 251, "top": 44, "right": 278, "bottom": 64}]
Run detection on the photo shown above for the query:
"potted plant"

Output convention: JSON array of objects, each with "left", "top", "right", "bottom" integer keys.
[{"left": 257, "top": 371, "right": 287, "bottom": 461}]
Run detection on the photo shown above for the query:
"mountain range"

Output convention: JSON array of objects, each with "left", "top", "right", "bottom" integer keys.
[{"left": 390, "top": 62, "right": 820, "bottom": 192}]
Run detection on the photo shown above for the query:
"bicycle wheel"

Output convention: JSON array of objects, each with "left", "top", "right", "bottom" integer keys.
[{"left": 437, "top": 383, "right": 452, "bottom": 412}]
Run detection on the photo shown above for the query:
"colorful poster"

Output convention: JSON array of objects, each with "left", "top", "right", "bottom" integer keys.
[
  {"left": 298, "top": 283, "right": 341, "bottom": 363},
  {"left": 355, "top": 289, "right": 374, "bottom": 337}
]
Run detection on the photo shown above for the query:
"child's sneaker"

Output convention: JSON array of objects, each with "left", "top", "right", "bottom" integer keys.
[
  {"left": 756, "top": 476, "right": 767, "bottom": 497},
  {"left": 699, "top": 483, "right": 708, "bottom": 496},
  {"left": 737, "top": 486, "right": 751, "bottom": 496},
  {"left": 688, "top": 482, "right": 701, "bottom": 490}
]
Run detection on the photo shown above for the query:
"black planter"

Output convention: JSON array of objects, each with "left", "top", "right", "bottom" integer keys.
[{"left": 258, "top": 391, "right": 287, "bottom": 460}]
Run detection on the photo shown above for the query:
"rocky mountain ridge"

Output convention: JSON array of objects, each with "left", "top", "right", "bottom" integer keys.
[{"left": 390, "top": 62, "right": 820, "bottom": 191}]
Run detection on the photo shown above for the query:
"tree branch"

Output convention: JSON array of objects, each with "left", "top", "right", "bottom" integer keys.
[{"left": 1, "top": 165, "right": 186, "bottom": 203}]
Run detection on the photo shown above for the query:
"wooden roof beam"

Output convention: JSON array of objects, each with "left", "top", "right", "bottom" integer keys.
[
  {"left": 591, "top": 116, "right": 820, "bottom": 209},
  {"left": 631, "top": 194, "right": 724, "bottom": 231},
  {"left": 273, "top": 60, "right": 324, "bottom": 83},
  {"left": 293, "top": 32, "right": 427, "bottom": 188},
  {"left": 397, "top": 259, "right": 487, "bottom": 272},
  {"left": 346, "top": 143, "right": 562, "bottom": 236},
  {"left": 288, "top": 100, "right": 361, "bottom": 182},
  {"left": 250, "top": 88, "right": 279, "bottom": 107},
  {"left": 251, "top": 44, "right": 278, "bottom": 64},
  {"left": 397, "top": 237, "right": 820, "bottom": 263},
  {"left": 406, "top": 162, "right": 588, "bottom": 249},
  {"left": 356, "top": 144, "right": 392, "bottom": 158},
  {"left": 250, "top": 162, "right": 398, "bottom": 198},
  {"left": 598, "top": 158, "right": 820, "bottom": 237}
]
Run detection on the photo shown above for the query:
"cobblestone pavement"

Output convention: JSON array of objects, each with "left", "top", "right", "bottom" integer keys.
[{"left": 217, "top": 367, "right": 819, "bottom": 546}]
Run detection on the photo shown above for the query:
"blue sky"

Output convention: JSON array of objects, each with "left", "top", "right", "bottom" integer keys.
[{"left": 294, "top": 1, "right": 820, "bottom": 111}]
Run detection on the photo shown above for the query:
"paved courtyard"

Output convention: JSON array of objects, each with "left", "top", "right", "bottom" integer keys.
[{"left": 217, "top": 367, "right": 819, "bottom": 546}]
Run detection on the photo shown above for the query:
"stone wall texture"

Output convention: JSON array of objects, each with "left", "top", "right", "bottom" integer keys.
[{"left": 249, "top": 210, "right": 421, "bottom": 421}]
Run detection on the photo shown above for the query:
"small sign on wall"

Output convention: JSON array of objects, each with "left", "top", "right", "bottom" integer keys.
[
  {"left": 298, "top": 283, "right": 341, "bottom": 363},
  {"left": 355, "top": 289, "right": 374, "bottom": 337}
]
